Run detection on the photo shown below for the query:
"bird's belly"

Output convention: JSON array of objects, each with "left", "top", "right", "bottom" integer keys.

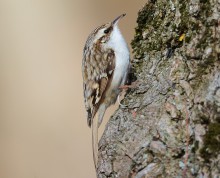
[
  {"left": 111, "top": 54, "right": 129, "bottom": 88},
  {"left": 104, "top": 55, "right": 129, "bottom": 106}
]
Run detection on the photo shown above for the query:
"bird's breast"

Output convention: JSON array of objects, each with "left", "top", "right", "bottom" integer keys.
[
  {"left": 105, "top": 25, "right": 130, "bottom": 95},
  {"left": 112, "top": 49, "right": 129, "bottom": 86}
]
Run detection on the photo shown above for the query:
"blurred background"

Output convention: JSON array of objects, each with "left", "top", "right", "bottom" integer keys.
[{"left": 0, "top": 0, "right": 144, "bottom": 177}]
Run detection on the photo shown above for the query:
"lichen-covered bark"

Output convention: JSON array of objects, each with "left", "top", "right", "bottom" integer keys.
[{"left": 98, "top": 0, "right": 220, "bottom": 177}]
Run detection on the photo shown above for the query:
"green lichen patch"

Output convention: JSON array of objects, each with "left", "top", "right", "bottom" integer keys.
[
  {"left": 178, "top": 0, "right": 190, "bottom": 32},
  {"left": 200, "top": 123, "right": 220, "bottom": 161},
  {"left": 198, "top": 0, "right": 212, "bottom": 24},
  {"left": 131, "top": 0, "right": 193, "bottom": 60}
]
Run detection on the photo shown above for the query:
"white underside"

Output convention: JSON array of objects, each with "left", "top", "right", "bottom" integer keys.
[
  {"left": 97, "top": 25, "right": 130, "bottom": 126},
  {"left": 106, "top": 25, "right": 130, "bottom": 91}
]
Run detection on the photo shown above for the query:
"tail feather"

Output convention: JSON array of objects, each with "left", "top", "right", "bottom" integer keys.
[
  {"left": 92, "top": 113, "right": 98, "bottom": 170},
  {"left": 91, "top": 104, "right": 106, "bottom": 173}
]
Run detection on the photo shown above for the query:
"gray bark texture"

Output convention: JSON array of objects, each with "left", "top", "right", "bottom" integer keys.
[{"left": 97, "top": 0, "right": 220, "bottom": 177}]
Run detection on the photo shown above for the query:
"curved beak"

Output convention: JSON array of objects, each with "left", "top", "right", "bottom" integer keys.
[{"left": 112, "top": 13, "right": 126, "bottom": 25}]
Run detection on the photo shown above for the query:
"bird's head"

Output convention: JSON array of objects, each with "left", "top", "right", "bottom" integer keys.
[{"left": 85, "top": 14, "right": 126, "bottom": 48}]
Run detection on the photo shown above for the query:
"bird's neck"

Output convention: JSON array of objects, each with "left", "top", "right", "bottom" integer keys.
[{"left": 106, "top": 25, "right": 129, "bottom": 55}]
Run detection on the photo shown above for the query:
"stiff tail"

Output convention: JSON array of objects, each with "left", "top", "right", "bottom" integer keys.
[
  {"left": 91, "top": 104, "right": 106, "bottom": 173},
  {"left": 92, "top": 113, "right": 99, "bottom": 170}
]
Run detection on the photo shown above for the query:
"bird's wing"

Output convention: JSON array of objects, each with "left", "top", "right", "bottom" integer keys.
[{"left": 82, "top": 47, "right": 115, "bottom": 127}]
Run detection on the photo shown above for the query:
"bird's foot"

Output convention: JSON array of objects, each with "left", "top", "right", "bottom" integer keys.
[
  {"left": 119, "top": 81, "right": 140, "bottom": 90},
  {"left": 117, "top": 94, "right": 128, "bottom": 108}
]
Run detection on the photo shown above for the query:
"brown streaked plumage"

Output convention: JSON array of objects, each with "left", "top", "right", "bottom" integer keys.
[
  {"left": 83, "top": 46, "right": 115, "bottom": 126},
  {"left": 82, "top": 14, "right": 130, "bottom": 171}
]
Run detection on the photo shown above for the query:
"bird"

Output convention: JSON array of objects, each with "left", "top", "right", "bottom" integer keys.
[{"left": 82, "top": 14, "right": 130, "bottom": 170}]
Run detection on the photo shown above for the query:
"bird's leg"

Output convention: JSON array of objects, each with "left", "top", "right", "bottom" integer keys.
[
  {"left": 117, "top": 81, "right": 138, "bottom": 108},
  {"left": 118, "top": 81, "right": 140, "bottom": 108},
  {"left": 117, "top": 93, "right": 128, "bottom": 108},
  {"left": 119, "top": 80, "right": 140, "bottom": 90}
]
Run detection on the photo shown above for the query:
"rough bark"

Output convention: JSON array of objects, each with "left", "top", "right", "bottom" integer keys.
[{"left": 98, "top": 0, "right": 220, "bottom": 177}]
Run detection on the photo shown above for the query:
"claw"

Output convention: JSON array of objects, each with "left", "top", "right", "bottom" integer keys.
[{"left": 117, "top": 94, "right": 128, "bottom": 108}]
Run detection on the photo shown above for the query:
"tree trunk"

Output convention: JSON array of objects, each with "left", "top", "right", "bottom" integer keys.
[{"left": 97, "top": 0, "right": 220, "bottom": 177}]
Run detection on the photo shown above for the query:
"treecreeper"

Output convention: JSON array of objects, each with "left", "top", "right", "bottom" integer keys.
[{"left": 82, "top": 14, "right": 130, "bottom": 171}]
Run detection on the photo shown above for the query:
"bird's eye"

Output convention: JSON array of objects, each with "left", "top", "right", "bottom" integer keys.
[{"left": 104, "top": 29, "right": 109, "bottom": 34}]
